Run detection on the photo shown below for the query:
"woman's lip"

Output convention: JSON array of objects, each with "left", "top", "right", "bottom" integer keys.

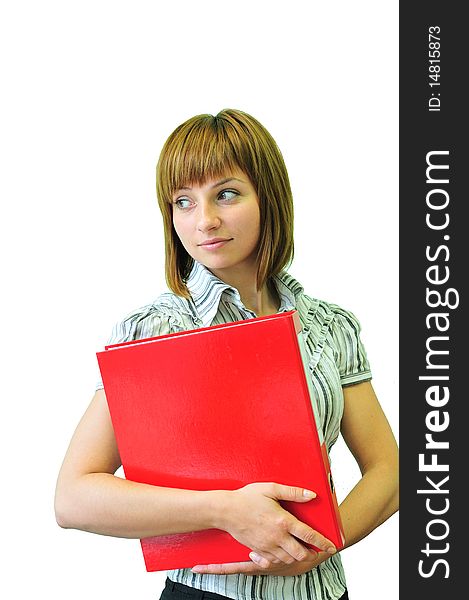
[{"left": 198, "top": 238, "right": 233, "bottom": 249}]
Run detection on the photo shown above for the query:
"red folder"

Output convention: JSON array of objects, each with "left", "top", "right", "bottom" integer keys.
[{"left": 97, "top": 310, "right": 344, "bottom": 571}]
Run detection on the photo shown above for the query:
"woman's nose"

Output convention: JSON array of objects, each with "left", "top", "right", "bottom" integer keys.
[{"left": 197, "top": 201, "right": 221, "bottom": 232}]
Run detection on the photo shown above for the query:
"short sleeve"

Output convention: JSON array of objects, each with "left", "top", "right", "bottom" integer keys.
[
  {"left": 329, "top": 306, "right": 372, "bottom": 387},
  {"left": 95, "top": 305, "right": 175, "bottom": 391}
]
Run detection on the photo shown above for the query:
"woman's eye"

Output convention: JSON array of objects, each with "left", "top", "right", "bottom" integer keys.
[
  {"left": 173, "top": 197, "right": 193, "bottom": 209},
  {"left": 218, "top": 189, "right": 238, "bottom": 202}
]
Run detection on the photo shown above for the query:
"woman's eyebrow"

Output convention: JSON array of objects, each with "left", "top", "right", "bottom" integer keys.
[
  {"left": 210, "top": 177, "right": 246, "bottom": 188},
  {"left": 176, "top": 177, "right": 246, "bottom": 192}
]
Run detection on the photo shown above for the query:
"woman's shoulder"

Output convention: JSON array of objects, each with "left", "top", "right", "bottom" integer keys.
[
  {"left": 278, "top": 272, "right": 362, "bottom": 328},
  {"left": 296, "top": 289, "right": 365, "bottom": 340},
  {"left": 324, "top": 300, "right": 363, "bottom": 328},
  {"left": 106, "top": 291, "right": 198, "bottom": 345},
  {"left": 298, "top": 292, "right": 371, "bottom": 381},
  {"left": 297, "top": 288, "right": 360, "bottom": 321}
]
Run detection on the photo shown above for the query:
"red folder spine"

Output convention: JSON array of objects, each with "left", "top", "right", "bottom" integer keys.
[
  {"left": 293, "top": 313, "right": 345, "bottom": 548},
  {"left": 320, "top": 443, "right": 346, "bottom": 547}
]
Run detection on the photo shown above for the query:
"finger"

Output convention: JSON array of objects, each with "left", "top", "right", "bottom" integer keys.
[
  {"left": 268, "top": 483, "right": 317, "bottom": 502},
  {"left": 273, "top": 540, "right": 314, "bottom": 564},
  {"left": 288, "top": 520, "right": 337, "bottom": 555},
  {"left": 266, "top": 545, "right": 307, "bottom": 565},
  {"left": 252, "top": 551, "right": 281, "bottom": 564},
  {"left": 191, "top": 561, "right": 261, "bottom": 575},
  {"left": 249, "top": 552, "right": 272, "bottom": 568}
]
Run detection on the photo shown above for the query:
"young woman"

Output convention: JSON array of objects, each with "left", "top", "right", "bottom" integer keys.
[{"left": 55, "top": 108, "right": 399, "bottom": 600}]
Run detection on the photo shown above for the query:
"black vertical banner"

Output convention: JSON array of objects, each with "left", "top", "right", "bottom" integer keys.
[{"left": 400, "top": 3, "right": 465, "bottom": 597}]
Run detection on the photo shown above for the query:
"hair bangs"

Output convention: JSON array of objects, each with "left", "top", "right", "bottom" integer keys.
[{"left": 158, "top": 115, "right": 253, "bottom": 203}]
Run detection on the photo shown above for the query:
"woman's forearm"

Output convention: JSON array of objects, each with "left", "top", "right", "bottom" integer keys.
[
  {"left": 55, "top": 473, "right": 225, "bottom": 538},
  {"left": 55, "top": 474, "right": 334, "bottom": 565},
  {"left": 55, "top": 392, "right": 336, "bottom": 558},
  {"left": 339, "top": 461, "right": 399, "bottom": 549}
]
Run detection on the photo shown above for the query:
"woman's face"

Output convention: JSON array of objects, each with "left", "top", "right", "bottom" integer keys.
[{"left": 171, "top": 168, "right": 261, "bottom": 281}]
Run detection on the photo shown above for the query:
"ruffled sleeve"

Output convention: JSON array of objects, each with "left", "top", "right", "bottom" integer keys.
[
  {"left": 329, "top": 305, "right": 372, "bottom": 387},
  {"left": 95, "top": 302, "right": 185, "bottom": 391}
]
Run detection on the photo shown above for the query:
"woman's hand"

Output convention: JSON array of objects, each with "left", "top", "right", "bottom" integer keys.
[
  {"left": 191, "top": 551, "right": 332, "bottom": 577},
  {"left": 215, "top": 482, "right": 336, "bottom": 566}
]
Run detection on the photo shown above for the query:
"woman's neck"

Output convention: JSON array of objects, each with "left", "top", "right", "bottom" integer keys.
[{"left": 208, "top": 264, "right": 280, "bottom": 317}]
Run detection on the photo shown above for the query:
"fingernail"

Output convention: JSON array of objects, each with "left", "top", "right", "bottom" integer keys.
[
  {"left": 249, "top": 552, "right": 261, "bottom": 563},
  {"left": 303, "top": 489, "right": 316, "bottom": 498},
  {"left": 327, "top": 546, "right": 337, "bottom": 554}
]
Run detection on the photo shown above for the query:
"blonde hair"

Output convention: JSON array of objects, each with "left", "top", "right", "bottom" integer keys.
[{"left": 156, "top": 108, "right": 294, "bottom": 298}]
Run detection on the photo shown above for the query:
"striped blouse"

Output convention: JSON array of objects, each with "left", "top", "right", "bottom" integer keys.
[{"left": 96, "top": 260, "right": 372, "bottom": 600}]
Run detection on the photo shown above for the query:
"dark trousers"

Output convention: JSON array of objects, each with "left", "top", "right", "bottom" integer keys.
[{"left": 160, "top": 577, "right": 349, "bottom": 599}]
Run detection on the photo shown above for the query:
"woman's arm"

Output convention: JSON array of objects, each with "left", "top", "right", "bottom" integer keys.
[
  {"left": 192, "top": 380, "right": 399, "bottom": 576},
  {"left": 55, "top": 390, "right": 335, "bottom": 562},
  {"left": 338, "top": 380, "right": 399, "bottom": 548},
  {"left": 54, "top": 390, "right": 223, "bottom": 538}
]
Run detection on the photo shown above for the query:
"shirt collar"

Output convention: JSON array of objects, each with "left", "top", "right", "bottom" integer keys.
[{"left": 186, "top": 260, "right": 303, "bottom": 327}]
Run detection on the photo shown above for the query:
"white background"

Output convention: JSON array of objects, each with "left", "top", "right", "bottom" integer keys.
[{"left": 0, "top": 1, "right": 398, "bottom": 598}]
